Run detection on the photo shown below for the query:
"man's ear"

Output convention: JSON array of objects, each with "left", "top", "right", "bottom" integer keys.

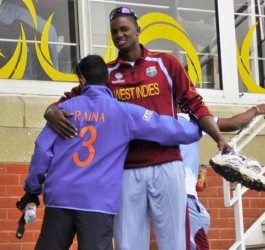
[
  {"left": 136, "top": 26, "right": 141, "bottom": 36},
  {"left": 79, "top": 77, "right": 86, "bottom": 88}
]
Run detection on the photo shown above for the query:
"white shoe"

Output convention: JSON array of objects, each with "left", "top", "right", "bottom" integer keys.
[
  {"left": 209, "top": 151, "right": 245, "bottom": 183},
  {"left": 238, "top": 157, "right": 264, "bottom": 191},
  {"left": 209, "top": 151, "right": 265, "bottom": 192}
]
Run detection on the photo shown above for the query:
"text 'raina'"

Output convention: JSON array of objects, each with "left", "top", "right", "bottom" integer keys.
[{"left": 74, "top": 110, "right": 105, "bottom": 123}]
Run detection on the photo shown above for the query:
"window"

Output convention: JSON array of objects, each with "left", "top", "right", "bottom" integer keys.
[
  {"left": 234, "top": 0, "right": 265, "bottom": 94},
  {"left": 0, "top": 0, "right": 79, "bottom": 81}
]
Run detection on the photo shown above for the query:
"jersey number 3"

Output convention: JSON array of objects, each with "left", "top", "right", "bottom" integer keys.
[{"left": 73, "top": 126, "right": 97, "bottom": 167}]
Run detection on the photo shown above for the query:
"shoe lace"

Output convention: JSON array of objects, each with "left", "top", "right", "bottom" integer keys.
[
  {"left": 228, "top": 151, "right": 263, "bottom": 175},
  {"left": 244, "top": 157, "right": 263, "bottom": 175},
  {"left": 221, "top": 152, "right": 246, "bottom": 169}
]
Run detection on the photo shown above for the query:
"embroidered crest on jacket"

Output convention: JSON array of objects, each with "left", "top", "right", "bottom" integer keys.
[{"left": 146, "top": 66, "right": 157, "bottom": 77}]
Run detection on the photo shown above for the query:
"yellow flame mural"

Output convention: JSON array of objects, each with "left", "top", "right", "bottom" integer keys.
[
  {"left": 237, "top": 22, "right": 265, "bottom": 93},
  {"left": 0, "top": 50, "right": 6, "bottom": 58},
  {"left": 0, "top": 1, "right": 78, "bottom": 82},
  {"left": 34, "top": 13, "right": 78, "bottom": 81},
  {"left": 0, "top": 24, "right": 27, "bottom": 79},
  {"left": 139, "top": 13, "right": 202, "bottom": 87},
  {"left": 23, "top": 0, "right": 38, "bottom": 30}
]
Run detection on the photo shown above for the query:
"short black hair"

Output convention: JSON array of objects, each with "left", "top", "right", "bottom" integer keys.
[{"left": 75, "top": 55, "right": 108, "bottom": 86}]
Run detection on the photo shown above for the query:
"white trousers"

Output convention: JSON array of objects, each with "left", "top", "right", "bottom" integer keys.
[{"left": 114, "top": 161, "right": 187, "bottom": 250}]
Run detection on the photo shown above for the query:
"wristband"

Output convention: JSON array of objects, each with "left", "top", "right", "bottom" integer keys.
[
  {"left": 45, "top": 107, "right": 54, "bottom": 116},
  {"left": 252, "top": 106, "right": 260, "bottom": 114}
]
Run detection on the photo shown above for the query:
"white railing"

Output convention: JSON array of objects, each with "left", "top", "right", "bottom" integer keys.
[{"left": 222, "top": 115, "right": 265, "bottom": 250}]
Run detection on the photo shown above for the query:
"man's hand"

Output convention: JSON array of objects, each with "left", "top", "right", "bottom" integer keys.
[
  {"left": 45, "top": 109, "right": 77, "bottom": 139},
  {"left": 256, "top": 104, "right": 265, "bottom": 116},
  {"left": 197, "top": 116, "right": 233, "bottom": 153},
  {"left": 217, "top": 137, "right": 233, "bottom": 153},
  {"left": 16, "top": 193, "right": 40, "bottom": 211}
]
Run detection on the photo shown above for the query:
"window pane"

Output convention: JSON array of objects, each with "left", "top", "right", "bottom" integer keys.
[
  {"left": 0, "top": 0, "right": 78, "bottom": 81},
  {"left": 178, "top": 0, "right": 220, "bottom": 89},
  {"left": 90, "top": 0, "right": 220, "bottom": 89},
  {"left": 234, "top": 0, "right": 265, "bottom": 93}
]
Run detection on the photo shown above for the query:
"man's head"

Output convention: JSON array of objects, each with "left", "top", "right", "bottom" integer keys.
[
  {"left": 109, "top": 7, "right": 141, "bottom": 56},
  {"left": 75, "top": 54, "right": 108, "bottom": 87}
]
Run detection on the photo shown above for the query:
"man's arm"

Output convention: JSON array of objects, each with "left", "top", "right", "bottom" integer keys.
[
  {"left": 24, "top": 124, "right": 57, "bottom": 194},
  {"left": 127, "top": 104, "right": 202, "bottom": 145},
  {"left": 217, "top": 104, "right": 265, "bottom": 132},
  {"left": 196, "top": 115, "right": 231, "bottom": 152},
  {"left": 171, "top": 56, "right": 231, "bottom": 152}
]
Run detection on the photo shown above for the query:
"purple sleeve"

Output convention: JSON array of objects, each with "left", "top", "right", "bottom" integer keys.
[
  {"left": 24, "top": 124, "right": 57, "bottom": 194},
  {"left": 126, "top": 103, "right": 202, "bottom": 145}
]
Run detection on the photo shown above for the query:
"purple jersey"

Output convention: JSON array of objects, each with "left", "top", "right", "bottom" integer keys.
[{"left": 24, "top": 86, "right": 201, "bottom": 214}]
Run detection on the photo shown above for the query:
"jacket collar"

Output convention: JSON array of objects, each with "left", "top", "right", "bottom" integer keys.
[
  {"left": 117, "top": 44, "right": 148, "bottom": 65},
  {"left": 81, "top": 85, "right": 114, "bottom": 98}
]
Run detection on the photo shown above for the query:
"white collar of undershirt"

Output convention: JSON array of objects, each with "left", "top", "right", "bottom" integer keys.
[{"left": 125, "top": 61, "right": 135, "bottom": 66}]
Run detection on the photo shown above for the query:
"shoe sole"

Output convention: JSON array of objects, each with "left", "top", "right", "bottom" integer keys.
[
  {"left": 240, "top": 169, "right": 265, "bottom": 192},
  {"left": 241, "top": 178, "right": 264, "bottom": 192},
  {"left": 209, "top": 160, "right": 265, "bottom": 192},
  {"left": 244, "top": 178, "right": 265, "bottom": 192},
  {"left": 209, "top": 160, "right": 242, "bottom": 183}
]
